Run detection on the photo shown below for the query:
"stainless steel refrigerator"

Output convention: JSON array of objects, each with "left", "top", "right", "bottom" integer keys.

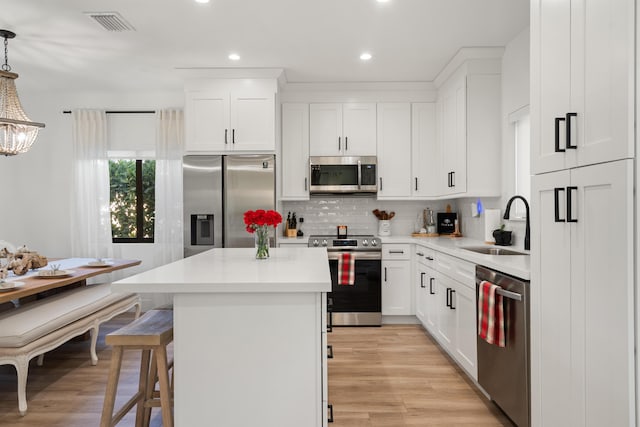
[{"left": 183, "top": 154, "right": 275, "bottom": 257}]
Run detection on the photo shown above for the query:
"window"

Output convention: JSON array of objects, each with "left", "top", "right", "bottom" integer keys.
[
  {"left": 107, "top": 113, "right": 157, "bottom": 243},
  {"left": 511, "top": 110, "right": 530, "bottom": 219},
  {"left": 109, "top": 159, "right": 155, "bottom": 243}
]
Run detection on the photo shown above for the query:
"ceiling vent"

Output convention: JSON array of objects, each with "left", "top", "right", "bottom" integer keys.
[{"left": 84, "top": 12, "right": 135, "bottom": 32}]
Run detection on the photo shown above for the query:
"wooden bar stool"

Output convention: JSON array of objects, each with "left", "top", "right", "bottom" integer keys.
[{"left": 100, "top": 309, "right": 174, "bottom": 427}]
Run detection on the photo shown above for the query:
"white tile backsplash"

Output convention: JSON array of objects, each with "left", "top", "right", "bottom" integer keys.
[{"left": 282, "top": 197, "right": 453, "bottom": 237}]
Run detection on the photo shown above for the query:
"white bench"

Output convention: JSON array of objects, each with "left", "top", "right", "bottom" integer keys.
[{"left": 0, "top": 283, "right": 141, "bottom": 415}]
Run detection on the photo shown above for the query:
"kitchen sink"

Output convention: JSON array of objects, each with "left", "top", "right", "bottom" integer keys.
[{"left": 461, "top": 246, "right": 529, "bottom": 256}]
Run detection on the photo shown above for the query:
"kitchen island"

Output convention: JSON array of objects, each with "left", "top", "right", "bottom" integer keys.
[{"left": 112, "top": 247, "right": 331, "bottom": 427}]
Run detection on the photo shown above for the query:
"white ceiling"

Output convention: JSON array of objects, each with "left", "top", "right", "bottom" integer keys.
[{"left": 1, "top": 0, "right": 529, "bottom": 93}]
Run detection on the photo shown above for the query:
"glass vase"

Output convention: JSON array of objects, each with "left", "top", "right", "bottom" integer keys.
[{"left": 254, "top": 225, "right": 270, "bottom": 259}]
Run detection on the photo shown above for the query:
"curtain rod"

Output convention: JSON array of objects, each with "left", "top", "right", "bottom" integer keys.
[{"left": 62, "top": 110, "right": 156, "bottom": 114}]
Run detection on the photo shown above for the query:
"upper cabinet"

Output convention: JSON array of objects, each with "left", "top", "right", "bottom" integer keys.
[
  {"left": 376, "top": 102, "right": 437, "bottom": 200},
  {"left": 376, "top": 103, "right": 412, "bottom": 198},
  {"left": 185, "top": 79, "right": 277, "bottom": 153},
  {"left": 435, "top": 56, "right": 502, "bottom": 198},
  {"left": 531, "top": 0, "right": 634, "bottom": 174},
  {"left": 309, "top": 103, "right": 376, "bottom": 156},
  {"left": 281, "top": 103, "right": 310, "bottom": 200}
]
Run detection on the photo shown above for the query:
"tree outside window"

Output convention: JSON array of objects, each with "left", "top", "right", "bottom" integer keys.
[{"left": 109, "top": 159, "right": 155, "bottom": 243}]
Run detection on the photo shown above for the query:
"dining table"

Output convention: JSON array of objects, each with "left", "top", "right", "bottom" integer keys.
[{"left": 0, "top": 258, "right": 141, "bottom": 305}]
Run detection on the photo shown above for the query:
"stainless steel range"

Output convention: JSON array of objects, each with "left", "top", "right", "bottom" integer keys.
[{"left": 309, "top": 234, "right": 381, "bottom": 326}]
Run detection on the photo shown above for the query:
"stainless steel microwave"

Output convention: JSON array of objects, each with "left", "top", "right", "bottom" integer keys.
[{"left": 309, "top": 156, "right": 377, "bottom": 194}]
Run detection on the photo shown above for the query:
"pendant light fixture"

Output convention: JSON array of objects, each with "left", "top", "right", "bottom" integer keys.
[{"left": 0, "top": 29, "right": 44, "bottom": 156}]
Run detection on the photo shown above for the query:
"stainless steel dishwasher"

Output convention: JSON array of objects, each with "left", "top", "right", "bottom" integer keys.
[{"left": 476, "top": 265, "right": 530, "bottom": 427}]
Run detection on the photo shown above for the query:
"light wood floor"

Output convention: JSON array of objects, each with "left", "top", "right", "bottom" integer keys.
[{"left": 0, "top": 316, "right": 512, "bottom": 426}]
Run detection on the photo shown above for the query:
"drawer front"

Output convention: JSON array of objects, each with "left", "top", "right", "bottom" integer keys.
[
  {"left": 435, "top": 252, "right": 475, "bottom": 289},
  {"left": 414, "top": 245, "right": 436, "bottom": 266},
  {"left": 382, "top": 244, "right": 411, "bottom": 260}
]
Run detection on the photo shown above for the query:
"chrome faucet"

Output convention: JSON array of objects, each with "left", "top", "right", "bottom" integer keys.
[{"left": 503, "top": 195, "right": 530, "bottom": 251}]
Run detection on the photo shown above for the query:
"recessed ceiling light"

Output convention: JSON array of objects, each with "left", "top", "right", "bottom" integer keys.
[
  {"left": 195, "top": 0, "right": 210, "bottom": 3},
  {"left": 228, "top": 53, "right": 241, "bottom": 61},
  {"left": 360, "top": 52, "right": 372, "bottom": 61}
]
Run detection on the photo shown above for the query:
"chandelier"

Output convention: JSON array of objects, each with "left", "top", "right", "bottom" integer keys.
[{"left": 0, "top": 29, "right": 44, "bottom": 156}]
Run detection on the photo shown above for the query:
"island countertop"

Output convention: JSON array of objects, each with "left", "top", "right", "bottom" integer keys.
[{"left": 112, "top": 247, "right": 331, "bottom": 294}]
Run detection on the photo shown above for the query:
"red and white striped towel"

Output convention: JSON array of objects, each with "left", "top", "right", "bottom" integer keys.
[
  {"left": 478, "top": 280, "right": 505, "bottom": 347},
  {"left": 338, "top": 252, "right": 355, "bottom": 285}
]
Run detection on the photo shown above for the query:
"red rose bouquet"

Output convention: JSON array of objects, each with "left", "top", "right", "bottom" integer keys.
[{"left": 243, "top": 209, "right": 282, "bottom": 259}]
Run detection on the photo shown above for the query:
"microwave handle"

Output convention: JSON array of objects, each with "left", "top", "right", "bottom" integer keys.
[{"left": 357, "top": 160, "right": 362, "bottom": 189}]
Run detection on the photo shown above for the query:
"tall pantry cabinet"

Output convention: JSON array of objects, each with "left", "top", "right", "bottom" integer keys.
[{"left": 530, "top": 0, "right": 636, "bottom": 426}]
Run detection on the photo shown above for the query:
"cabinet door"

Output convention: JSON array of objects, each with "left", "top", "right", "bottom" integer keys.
[
  {"left": 281, "top": 104, "right": 310, "bottom": 200},
  {"left": 435, "top": 275, "right": 456, "bottom": 350},
  {"left": 440, "top": 77, "right": 467, "bottom": 195},
  {"left": 415, "top": 263, "right": 428, "bottom": 325},
  {"left": 377, "top": 103, "right": 411, "bottom": 198},
  {"left": 424, "top": 267, "right": 438, "bottom": 333},
  {"left": 309, "top": 104, "right": 342, "bottom": 156},
  {"left": 381, "top": 260, "right": 412, "bottom": 315},
  {"left": 570, "top": 159, "right": 633, "bottom": 426},
  {"left": 411, "top": 103, "right": 437, "bottom": 197},
  {"left": 530, "top": 169, "right": 572, "bottom": 426},
  {"left": 230, "top": 93, "right": 275, "bottom": 151},
  {"left": 342, "top": 103, "right": 376, "bottom": 156},
  {"left": 531, "top": 0, "right": 572, "bottom": 174},
  {"left": 452, "top": 283, "right": 477, "bottom": 380},
  {"left": 571, "top": 0, "right": 634, "bottom": 167},
  {"left": 185, "top": 91, "right": 230, "bottom": 152}
]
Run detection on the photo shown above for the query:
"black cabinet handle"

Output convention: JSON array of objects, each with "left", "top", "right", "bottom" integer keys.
[
  {"left": 446, "top": 287, "right": 451, "bottom": 307},
  {"left": 451, "top": 171, "right": 455, "bottom": 187},
  {"left": 415, "top": 177, "right": 418, "bottom": 191},
  {"left": 379, "top": 177, "right": 383, "bottom": 191},
  {"left": 426, "top": 256, "right": 434, "bottom": 261},
  {"left": 416, "top": 252, "right": 424, "bottom": 257},
  {"left": 338, "top": 137, "right": 341, "bottom": 151},
  {"left": 327, "top": 344, "right": 333, "bottom": 359},
  {"left": 384, "top": 267, "right": 387, "bottom": 282},
  {"left": 232, "top": 128, "right": 235, "bottom": 144},
  {"left": 429, "top": 277, "right": 435, "bottom": 295},
  {"left": 420, "top": 272, "right": 426, "bottom": 288},
  {"left": 554, "top": 187, "right": 566, "bottom": 223},
  {"left": 225, "top": 128, "right": 228, "bottom": 144},
  {"left": 328, "top": 404, "right": 334, "bottom": 423},
  {"left": 389, "top": 250, "right": 404, "bottom": 254},
  {"left": 566, "top": 112, "right": 577, "bottom": 149},
  {"left": 304, "top": 177, "right": 308, "bottom": 191},
  {"left": 554, "top": 117, "right": 566, "bottom": 152},
  {"left": 345, "top": 136, "right": 348, "bottom": 151},
  {"left": 447, "top": 172, "right": 451, "bottom": 187},
  {"left": 567, "top": 186, "right": 578, "bottom": 222},
  {"left": 450, "top": 289, "right": 456, "bottom": 310}
]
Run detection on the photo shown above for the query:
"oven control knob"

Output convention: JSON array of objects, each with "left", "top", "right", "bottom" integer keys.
[
  {"left": 371, "top": 239, "right": 378, "bottom": 247},
  {"left": 312, "top": 239, "right": 319, "bottom": 247},
  {"left": 322, "top": 239, "right": 328, "bottom": 247},
  {"left": 362, "top": 239, "right": 369, "bottom": 246}
]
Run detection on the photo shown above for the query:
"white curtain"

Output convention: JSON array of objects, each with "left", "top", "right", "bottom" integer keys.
[
  {"left": 71, "top": 110, "right": 113, "bottom": 259},
  {"left": 154, "top": 109, "right": 184, "bottom": 266}
]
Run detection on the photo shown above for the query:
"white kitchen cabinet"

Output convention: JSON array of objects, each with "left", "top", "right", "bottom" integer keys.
[
  {"left": 433, "top": 251, "right": 477, "bottom": 380},
  {"left": 377, "top": 103, "right": 412, "bottom": 198},
  {"left": 309, "top": 103, "right": 376, "bottom": 157},
  {"left": 531, "top": 159, "right": 634, "bottom": 426},
  {"left": 531, "top": 0, "right": 634, "bottom": 174},
  {"left": 411, "top": 103, "right": 438, "bottom": 198},
  {"left": 435, "top": 63, "right": 501, "bottom": 197},
  {"left": 281, "top": 103, "right": 310, "bottom": 200},
  {"left": 381, "top": 244, "right": 412, "bottom": 316},
  {"left": 185, "top": 81, "right": 275, "bottom": 153}
]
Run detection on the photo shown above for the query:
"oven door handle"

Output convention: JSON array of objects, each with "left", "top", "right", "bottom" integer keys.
[{"left": 327, "top": 251, "right": 382, "bottom": 261}]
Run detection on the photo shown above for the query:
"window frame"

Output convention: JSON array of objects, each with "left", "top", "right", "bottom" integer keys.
[{"left": 110, "top": 159, "right": 155, "bottom": 244}]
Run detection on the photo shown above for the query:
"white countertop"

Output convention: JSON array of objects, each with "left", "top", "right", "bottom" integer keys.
[
  {"left": 112, "top": 247, "right": 332, "bottom": 294},
  {"left": 382, "top": 235, "right": 530, "bottom": 280}
]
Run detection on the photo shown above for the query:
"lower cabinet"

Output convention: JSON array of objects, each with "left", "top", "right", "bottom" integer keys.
[
  {"left": 415, "top": 245, "right": 478, "bottom": 381},
  {"left": 382, "top": 244, "right": 412, "bottom": 316}
]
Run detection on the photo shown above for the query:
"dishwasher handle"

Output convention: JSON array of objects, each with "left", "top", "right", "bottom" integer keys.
[{"left": 497, "top": 288, "right": 522, "bottom": 301}]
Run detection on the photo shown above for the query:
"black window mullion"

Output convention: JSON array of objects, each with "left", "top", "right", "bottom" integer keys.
[{"left": 135, "top": 160, "right": 144, "bottom": 240}]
